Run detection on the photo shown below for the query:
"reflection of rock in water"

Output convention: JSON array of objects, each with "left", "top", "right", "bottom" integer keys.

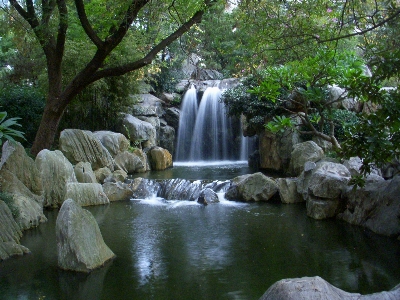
[{"left": 58, "top": 260, "right": 112, "bottom": 300}]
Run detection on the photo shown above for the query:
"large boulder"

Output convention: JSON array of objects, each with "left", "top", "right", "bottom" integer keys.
[
  {"left": 0, "top": 200, "right": 30, "bottom": 260},
  {"left": 74, "top": 162, "right": 97, "bottom": 183},
  {"left": 297, "top": 161, "right": 351, "bottom": 219},
  {"left": 159, "top": 124, "right": 175, "bottom": 156},
  {"left": 122, "top": 114, "right": 157, "bottom": 148},
  {"left": 59, "top": 129, "right": 114, "bottom": 171},
  {"left": 198, "top": 188, "right": 219, "bottom": 204},
  {"left": 259, "top": 276, "right": 400, "bottom": 300},
  {"left": 0, "top": 141, "right": 42, "bottom": 195},
  {"left": 103, "top": 182, "right": 133, "bottom": 202},
  {"left": 36, "top": 149, "right": 77, "bottom": 208},
  {"left": 164, "top": 107, "right": 180, "bottom": 132},
  {"left": 94, "top": 167, "right": 112, "bottom": 184},
  {"left": 56, "top": 199, "right": 115, "bottom": 272},
  {"left": 259, "top": 124, "right": 303, "bottom": 173},
  {"left": 276, "top": 178, "right": 303, "bottom": 204},
  {"left": 131, "top": 94, "right": 165, "bottom": 117},
  {"left": 0, "top": 169, "right": 47, "bottom": 230},
  {"left": 65, "top": 183, "right": 109, "bottom": 206},
  {"left": 93, "top": 131, "right": 130, "bottom": 158},
  {"left": 114, "top": 151, "right": 145, "bottom": 174},
  {"left": 338, "top": 176, "right": 400, "bottom": 237},
  {"left": 225, "top": 172, "right": 278, "bottom": 202},
  {"left": 289, "top": 141, "right": 324, "bottom": 176},
  {"left": 147, "top": 146, "right": 173, "bottom": 171}
]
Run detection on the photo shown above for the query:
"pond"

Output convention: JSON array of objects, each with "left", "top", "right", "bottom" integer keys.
[{"left": 1, "top": 164, "right": 400, "bottom": 300}]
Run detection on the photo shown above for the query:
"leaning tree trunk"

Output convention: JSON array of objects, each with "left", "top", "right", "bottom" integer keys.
[{"left": 30, "top": 96, "right": 67, "bottom": 156}]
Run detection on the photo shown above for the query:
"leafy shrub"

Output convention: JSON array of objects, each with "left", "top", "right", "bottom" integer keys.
[{"left": 0, "top": 85, "right": 44, "bottom": 146}]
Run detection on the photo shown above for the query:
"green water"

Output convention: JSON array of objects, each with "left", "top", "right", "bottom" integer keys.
[{"left": 1, "top": 163, "right": 400, "bottom": 299}]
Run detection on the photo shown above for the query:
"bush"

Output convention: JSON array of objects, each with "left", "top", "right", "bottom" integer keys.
[{"left": 0, "top": 85, "right": 44, "bottom": 147}]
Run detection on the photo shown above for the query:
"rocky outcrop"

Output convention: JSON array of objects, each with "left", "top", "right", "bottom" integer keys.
[
  {"left": 259, "top": 276, "right": 400, "bottom": 300},
  {"left": 297, "top": 161, "right": 351, "bottom": 219},
  {"left": 104, "top": 170, "right": 128, "bottom": 183},
  {"left": 0, "top": 141, "right": 42, "bottom": 195},
  {"left": 147, "top": 146, "right": 173, "bottom": 171},
  {"left": 259, "top": 126, "right": 303, "bottom": 173},
  {"left": 122, "top": 114, "right": 157, "bottom": 148},
  {"left": 0, "top": 169, "right": 47, "bottom": 230},
  {"left": 131, "top": 94, "right": 165, "bottom": 118},
  {"left": 225, "top": 172, "right": 278, "bottom": 202},
  {"left": 103, "top": 182, "right": 133, "bottom": 202},
  {"left": 0, "top": 200, "right": 30, "bottom": 260},
  {"left": 159, "top": 123, "right": 175, "bottom": 156},
  {"left": 114, "top": 151, "right": 144, "bottom": 174},
  {"left": 338, "top": 176, "right": 400, "bottom": 237},
  {"left": 56, "top": 199, "right": 115, "bottom": 272},
  {"left": 164, "top": 107, "right": 180, "bottom": 132},
  {"left": 65, "top": 183, "right": 109, "bottom": 206},
  {"left": 59, "top": 129, "right": 114, "bottom": 171},
  {"left": 36, "top": 149, "right": 77, "bottom": 208},
  {"left": 93, "top": 131, "right": 130, "bottom": 157},
  {"left": 276, "top": 178, "right": 303, "bottom": 204},
  {"left": 289, "top": 141, "right": 324, "bottom": 176},
  {"left": 74, "top": 162, "right": 97, "bottom": 183}
]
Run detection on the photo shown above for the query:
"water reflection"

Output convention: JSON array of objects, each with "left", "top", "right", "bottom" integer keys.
[{"left": 1, "top": 200, "right": 399, "bottom": 300}]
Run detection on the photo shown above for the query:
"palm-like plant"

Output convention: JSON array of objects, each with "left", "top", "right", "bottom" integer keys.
[{"left": 0, "top": 111, "right": 25, "bottom": 146}]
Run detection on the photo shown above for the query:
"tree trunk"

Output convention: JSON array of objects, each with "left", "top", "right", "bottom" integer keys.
[{"left": 30, "top": 98, "right": 66, "bottom": 156}]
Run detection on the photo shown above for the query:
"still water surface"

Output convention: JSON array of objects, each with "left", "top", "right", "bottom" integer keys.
[{"left": 1, "top": 163, "right": 400, "bottom": 300}]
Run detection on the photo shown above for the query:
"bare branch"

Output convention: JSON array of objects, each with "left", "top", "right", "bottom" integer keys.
[{"left": 74, "top": 0, "right": 103, "bottom": 48}]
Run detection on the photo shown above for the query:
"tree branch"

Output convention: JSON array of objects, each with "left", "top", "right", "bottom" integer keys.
[{"left": 74, "top": 0, "right": 103, "bottom": 48}]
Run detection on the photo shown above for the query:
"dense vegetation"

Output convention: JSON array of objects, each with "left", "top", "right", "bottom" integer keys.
[{"left": 0, "top": 0, "right": 399, "bottom": 181}]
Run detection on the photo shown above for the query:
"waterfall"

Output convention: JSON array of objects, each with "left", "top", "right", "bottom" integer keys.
[
  {"left": 175, "top": 85, "right": 255, "bottom": 162},
  {"left": 175, "top": 85, "right": 198, "bottom": 161}
]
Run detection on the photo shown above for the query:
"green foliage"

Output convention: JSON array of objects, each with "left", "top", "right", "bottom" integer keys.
[
  {"left": 0, "top": 111, "right": 25, "bottom": 146},
  {"left": 0, "top": 85, "right": 44, "bottom": 146},
  {"left": 265, "top": 116, "right": 293, "bottom": 133},
  {"left": 0, "top": 192, "right": 19, "bottom": 218}
]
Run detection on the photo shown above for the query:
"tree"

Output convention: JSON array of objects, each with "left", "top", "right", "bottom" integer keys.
[{"left": 6, "top": 0, "right": 217, "bottom": 155}]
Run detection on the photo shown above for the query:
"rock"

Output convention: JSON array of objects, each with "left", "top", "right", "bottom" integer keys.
[
  {"left": 74, "top": 162, "right": 97, "bottom": 183},
  {"left": 129, "top": 178, "right": 161, "bottom": 199},
  {"left": 137, "top": 116, "right": 161, "bottom": 145},
  {"left": 105, "top": 170, "right": 128, "bottom": 183},
  {"left": 132, "top": 149, "right": 150, "bottom": 172},
  {"left": 148, "top": 146, "right": 173, "bottom": 171},
  {"left": 56, "top": 199, "right": 115, "bottom": 272},
  {"left": 122, "top": 114, "right": 157, "bottom": 148},
  {"left": 102, "top": 182, "right": 133, "bottom": 202},
  {"left": 199, "top": 188, "right": 219, "bottom": 204},
  {"left": 59, "top": 129, "right": 114, "bottom": 171},
  {"left": 225, "top": 172, "right": 278, "bottom": 202},
  {"left": 175, "top": 80, "right": 190, "bottom": 93},
  {"left": 259, "top": 276, "right": 400, "bottom": 299},
  {"left": 289, "top": 141, "right": 324, "bottom": 176},
  {"left": 65, "top": 183, "right": 109, "bottom": 206},
  {"left": 338, "top": 176, "right": 400, "bottom": 237},
  {"left": 342, "top": 156, "right": 382, "bottom": 177},
  {"left": 0, "top": 141, "right": 42, "bottom": 195},
  {"left": 0, "top": 169, "right": 47, "bottom": 230},
  {"left": 164, "top": 107, "right": 180, "bottom": 132},
  {"left": 159, "top": 125, "right": 175, "bottom": 156},
  {"left": 297, "top": 161, "right": 351, "bottom": 219},
  {"left": 312, "top": 136, "right": 332, "bottom": 153},
  {"left": 276, "top": 178, "right": 303, "bottom": 204},
  {"left": 259, "top": 123, "right": 303, "bottom": 173},
  {"left": 36, "top": 149, "right": 77, "bottom": 208},
  {"left": 114, "top": 151, "right": 145, "bottom": 174},
  {"left": 131, "top": 94, "right": 165, "bottom": 117},
  {"left": 93, "top": 131, "right": 130, "bottom": 158},
  {"left": 94, "top": 167, "right": 112, "bottom": 184},
  {"left": 0, "top": 200, "right": 30, "bottom": 260}
]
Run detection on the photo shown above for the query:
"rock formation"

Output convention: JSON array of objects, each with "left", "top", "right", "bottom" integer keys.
[{"left": 56, "top": 199, "right": 115, "bottom": 272}]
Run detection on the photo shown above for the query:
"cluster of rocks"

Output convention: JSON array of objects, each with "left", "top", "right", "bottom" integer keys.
[{"left": 225, "top": 140, "right": 400, "bottom": 240}]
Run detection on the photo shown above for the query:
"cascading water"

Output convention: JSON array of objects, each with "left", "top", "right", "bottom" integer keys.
[
  {"left": 175, "top": 84, "right": 255, "bottom": 162},
  {"left": 189, "top": 87, "right": 234, "bottom": 161},
  {"left": 175, "top": 85, "right": 198, "bottom": 161}
]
